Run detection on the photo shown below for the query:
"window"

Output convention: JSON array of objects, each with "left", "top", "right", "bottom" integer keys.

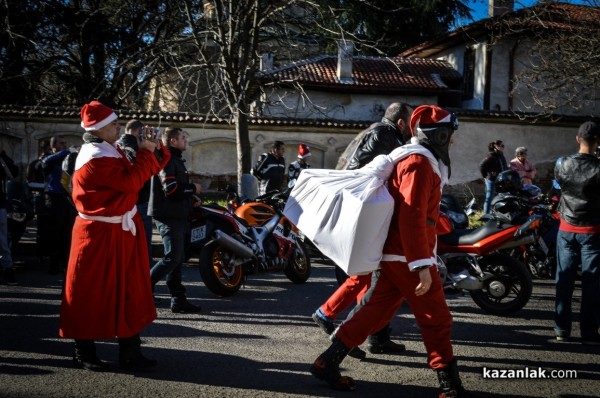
[{"left": 463, "top": 47, "right": 475, "bottom": 100}]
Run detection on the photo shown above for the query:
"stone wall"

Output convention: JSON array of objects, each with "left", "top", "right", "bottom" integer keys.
[{"left": 0, "top": 113, "right": 579, "bottom": 198}]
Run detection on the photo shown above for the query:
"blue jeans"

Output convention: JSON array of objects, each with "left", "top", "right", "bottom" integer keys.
[
  {"left": 0, "top": 208, "right": 13, "bottom": 269},
  {"left": 136, "top": 202, "right": 154, "bottom": 269},
  {"left": 555, "top": 230, "right": 600, "bottom": 338},
  {"left": 483, "top": 178, "right": 495, "bottom": 214},
  {"left": 150, "top": 218, "right": 187, "bottom": 299}
]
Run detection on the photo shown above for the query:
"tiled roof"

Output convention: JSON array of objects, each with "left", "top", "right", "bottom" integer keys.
[
  {"left": 257, "top": 55, "right": 463, "bottom": 93},
  {"left": 400, "top": 2, "right": 600, "bottom": 58},
  {"left": 0, "top": 104, "right": 593, "bottom": 129},
  {"left": 0, "top": 105, "right": 371, "bottom": 130}
]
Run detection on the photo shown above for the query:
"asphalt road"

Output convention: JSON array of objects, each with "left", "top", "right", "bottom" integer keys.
[{"left": 1, "top": 251, "right": 599, "bottom": 398}]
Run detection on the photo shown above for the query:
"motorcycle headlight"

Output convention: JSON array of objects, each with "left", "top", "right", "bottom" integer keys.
[{"left": 448, "top": 210, "right": 467, "bottom": 227}]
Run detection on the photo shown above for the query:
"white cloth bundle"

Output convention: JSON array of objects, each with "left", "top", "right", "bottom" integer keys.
[{"left": 284, "top": 143, "right": 445, "bottom": 275}]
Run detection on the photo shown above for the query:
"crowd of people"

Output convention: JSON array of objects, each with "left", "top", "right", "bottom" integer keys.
[{"left": 1, "top": 99, "right": 599, "bottom": 397}]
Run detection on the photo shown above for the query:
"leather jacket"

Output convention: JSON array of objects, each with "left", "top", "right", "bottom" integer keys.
[
  {"left": 479, "top": 151, "right": 507, "bottom": 180},
  {"left": 252, "top": 152, "right": 285, "bottom": 193},
  {"left": 555, "top": 153, "right": 600, "bottom": 226},
  {"left": 148, "top": 147, "right": 196, "bottom": 220},
  {"left": 347, "top": 118, "right": 403, "bottom": 170}
]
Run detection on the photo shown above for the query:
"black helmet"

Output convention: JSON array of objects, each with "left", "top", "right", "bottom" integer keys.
[{"left": 495, "top": 170, "right": 522, "bottom": 193}]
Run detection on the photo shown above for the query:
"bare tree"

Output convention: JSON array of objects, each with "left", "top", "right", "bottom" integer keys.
[
  {"left": 168, "top": 0, "right": 472, "bottom": 187},
  {"left": 488, "top": 0, "right": 600, "bottom": 119}
]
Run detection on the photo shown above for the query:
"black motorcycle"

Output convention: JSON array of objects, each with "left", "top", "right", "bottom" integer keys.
[{"left": 490, "top": 184, "right": 558, "bottom": 280}]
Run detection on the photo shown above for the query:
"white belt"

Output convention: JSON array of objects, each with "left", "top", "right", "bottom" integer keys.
[
  {"left": 78, "top": 206, "right": 137, "bottom": 236},
  {"left": 381, "top": 254, "right": 407, "bottom": 262}
]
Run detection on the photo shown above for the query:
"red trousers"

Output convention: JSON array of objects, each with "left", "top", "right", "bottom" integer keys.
[
  {"left": 336, "top": 261, "right": 454, "bottom": 370},
  {"left": 319, "top": 273, "right": 372, "bottom": 319}
]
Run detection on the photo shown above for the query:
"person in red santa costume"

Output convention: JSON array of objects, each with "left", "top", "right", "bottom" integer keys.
[
  {"left": 59, "top": 101, "right": 171, "bottom": 372},
  {"left": 287, "top": 143, "right": 311, "bottom": 188},
  {"left": 309, "top": 105, "right": 467, "bottom": 397}
]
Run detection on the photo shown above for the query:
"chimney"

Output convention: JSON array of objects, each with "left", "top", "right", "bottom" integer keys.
[
  {"left": 337, "top": 41, "right": 354, "bottom": 82},
  {"left": 488, "top": 0, "right": 514, "bottom": 18},
  {"left": 260, "top": 53, "right": 273, "bottom": 71}
]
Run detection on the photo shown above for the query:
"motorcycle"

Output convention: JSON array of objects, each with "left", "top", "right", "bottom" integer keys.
[
  {"left": 332, "top": 190, "right": 534, "bottom": 315},
  {"left": 190, "top": 188, "right": 311, "bottom": 297},
  {"left": 436, "top": 194, "right": 540, "bottom": 316},
  {"left": 226, "top": 184, "right": 335, "bottom": 266},
  {"left": 491, "top": 184, "right": 559, "bottom": 280}
]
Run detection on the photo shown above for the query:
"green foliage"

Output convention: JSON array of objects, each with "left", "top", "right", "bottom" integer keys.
[{"left": 469, "top": 210, "right": 485, "bottom": 228}]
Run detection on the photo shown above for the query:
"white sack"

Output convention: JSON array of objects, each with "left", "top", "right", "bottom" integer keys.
[
  {"left": 283, "top": 143, "right": 445, "bottom": 276},
  {"left": 283, "top": 167, "right": 393, "bottom": 275}
]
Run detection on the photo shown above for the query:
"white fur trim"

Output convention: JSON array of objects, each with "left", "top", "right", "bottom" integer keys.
[
  {"left": 75, "top": 141, "right": 122, "bottom": 171},
  {"left": 80, "top": 112, "right": 117, "bottom": 131}
]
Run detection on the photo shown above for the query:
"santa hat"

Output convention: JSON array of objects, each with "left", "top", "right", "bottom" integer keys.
[
  {"left": 80, "top": 101, "right": 118, "bottom": 131},
  {"left": 409, "top": 105, "right": 458, "bottom": 136},
  {"left": 298, "top": 143, "right": 311, "bottom": 159}
]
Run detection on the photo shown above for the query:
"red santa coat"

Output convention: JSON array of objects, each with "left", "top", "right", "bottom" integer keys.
[
  {"left": 382, "top": 153, "right": 441, "bottom": 268},
  {"left": 59, "top": 141, "right": 170, "bottom": 339}
]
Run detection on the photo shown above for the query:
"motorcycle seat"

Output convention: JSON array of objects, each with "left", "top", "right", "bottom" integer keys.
[{"left": 438, "top": 220, "right": 513, "bottom": 246}]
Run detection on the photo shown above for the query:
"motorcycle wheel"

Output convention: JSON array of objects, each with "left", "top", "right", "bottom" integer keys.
[
  {"left": 284, "top": 241, "right": 311, "bottom": 283},
  {"left": 470, "top": 252, "right": 533, "bottom": 316},
  {"left": 198, "top": 240, "right": 244, "bottom": 296}
]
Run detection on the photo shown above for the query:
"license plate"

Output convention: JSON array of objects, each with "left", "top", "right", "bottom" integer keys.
[{"left": 191, "top": 225, "right": 207, "bottom": 243}]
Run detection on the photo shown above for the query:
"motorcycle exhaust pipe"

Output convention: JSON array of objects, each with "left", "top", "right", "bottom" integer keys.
[
  {"left": 214, "top": 230, "right": 254, "bottom": 258},
  {"left": 496, "top": 234, "right": 536, "bottom": 250},
  {"left": 449, "top": 270, "right": 484, "bottom": 290}
]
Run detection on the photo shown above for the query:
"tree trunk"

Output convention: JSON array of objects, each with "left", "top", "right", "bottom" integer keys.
[{"left": 235, "top": 110, "right": 252, "bottom": 190}]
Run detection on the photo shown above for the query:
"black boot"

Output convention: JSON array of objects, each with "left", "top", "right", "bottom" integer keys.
[
  {"left": 73, "top": 339, "right": 110, "bottom": 372},
  {"left": 118, "top": 335, "right": 157, "bottom": 371},
  {"left": 437, "top": 359, "right": 467, "bottom": 398},
  {"left": 367, "top": 325, "right": 406, "bottom": 354},
  {"left": 310, "top": 338, "right": 356, "bottom": 391}
]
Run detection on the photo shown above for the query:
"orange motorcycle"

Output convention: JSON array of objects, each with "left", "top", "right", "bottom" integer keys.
[{"left": 189, "top": 187, "right": 311, "bottom": 296}]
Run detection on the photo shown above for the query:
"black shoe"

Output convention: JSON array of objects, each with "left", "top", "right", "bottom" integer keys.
[
  {"left": 347, "top": 346, "right": 366, "bottom": 360},
  {"left": 119, "top": 353, "right": 158, "bottom": 371},
  {"left": 171, "top": 300, "right": 201, "bottom": 313},
  {"left": 73, "top": 353, "right": 110, "bottom": 372},
  {"left": 309, "top": 339, "right": 356, "bottom": 391},
  {"left": 312, "top": 312, "right": 335, "bottom": 335},
  {"left": 367, "top": 339, "right": 406, "bottom": 354},
  {"left": 581, "top": 334, "right": 600, "bottom": 346},
  {"left": 3, "top": 268, "right": 17, "bottom": 285},
  {"left": 310, "top": 357, "right": 356, "bottom": 391}
]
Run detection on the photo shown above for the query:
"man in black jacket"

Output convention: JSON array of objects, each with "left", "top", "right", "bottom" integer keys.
[
  {"left": 149, "top": 127, "right": 202, "bottom": 313},
  {"left": 554, "top": 121, "right": 600, "bottom": 345},
  {"left": 252, "top": 141, "right": 286, "bottom": 195},
  {"left": 336, "top": 102, "right": 413, "bottom": 170}
]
